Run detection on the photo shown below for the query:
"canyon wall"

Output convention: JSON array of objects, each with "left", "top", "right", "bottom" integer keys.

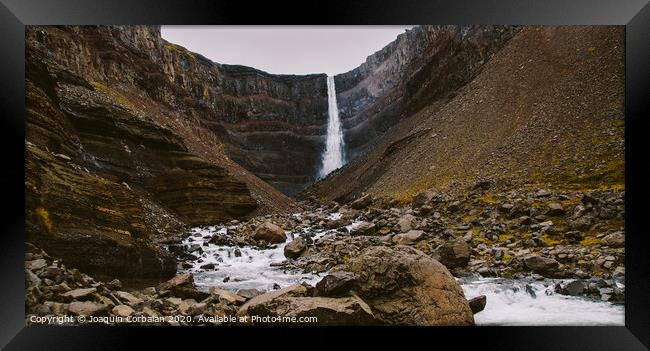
[{"left": 334, "top": 25, "right": 518, "bottom": 161}]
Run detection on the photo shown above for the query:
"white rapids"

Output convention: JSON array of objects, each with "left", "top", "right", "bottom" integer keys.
[
  {"left": 318, "top": 75, "right": 346, "bottom": 178},
  {"left": 179, "top": 214, "right": 624, "bottom": 326}
]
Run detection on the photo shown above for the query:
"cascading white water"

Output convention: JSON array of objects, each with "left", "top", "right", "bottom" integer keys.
[{"left": 318, "top": 76, "right": 346, "bottom": 179}]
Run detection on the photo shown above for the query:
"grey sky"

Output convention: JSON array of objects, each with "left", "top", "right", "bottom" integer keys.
[{"left": 161, "top": 26, "right": 413, "bottom": 76}]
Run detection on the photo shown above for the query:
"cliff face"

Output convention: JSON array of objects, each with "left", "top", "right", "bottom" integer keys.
[
  {"left": 305, "top": 26, "right": 625, "bottom": 203},
  {"left": 25, "top": 25, "right": 323, "bottom": 279},
  {"left": 334, "top": 25, "right": 518, "bottom": 161}
]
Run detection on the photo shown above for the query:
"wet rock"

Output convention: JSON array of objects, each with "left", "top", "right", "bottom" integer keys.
[
  {"left": 523, "top": 256, "right": 560, "bottom": 276},
  {"left": 564, "top": 280, "right": 585, "bottom": 296},
  {"left": 436, "top": 239, "right": 471, "bottom": 268},
  {"left": 315, "top": 271, "right": 357, "bottom": 297},
  {"left": 392, "top": 230, "right": 425, "bottom": 245},
  {"left": 331, "top": 245, "right": 474, "bottom": 325},
  {"left": 284, "top": 236, "right": 307, "bottom": 259},
  {"left": 350, "top": 194, "right": 373, "bottom": 209},
  {"left": 468, "top": 295, "right": 487, "bottom": 314},
  {"left": 200, "top": 263, "right": 215, "bottom": 269},
  {"left": 325, "top": 217, "right": 351, "bottom": 229},
  {"left": 253, "top": 222, "right": 287, "bottom": 244}
]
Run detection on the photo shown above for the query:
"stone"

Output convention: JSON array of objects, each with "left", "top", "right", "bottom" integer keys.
[
  {"left": 315, "top": 271, "right": 357, "bottom": 297},
  {"left": 350, "top": 222, "right": 376, "bottom": 236},
  {"left": 331, "top": 245, "right": 474, "bottom": 325},
  {"left": 253, "top": 222, "right": 287, "bottom": 244},
  {"left": 114, "top": 291, "right": 143, "bottom": 305},
  {"left": 564, "top": 280, "right": 585, "bottom": 296},
  {"left": 284, "top": 236, "right": 307, "bottom": 259},
  {"left": 412, "top": 191, "right": 435, "bottom": 207},
  {"left": 546, "top": 203, "right": 566, "bottom": 216},
  {"left": 468, "top": 295, "right": 487, "bottom": 314},
  {"left": 112, "top": 304, "right": 135, "bottom": 317},
  {"left": 237, "top": 284, "right": 308, "bottom": 317},
  {"left": 523, "top": 256, "right": 560, "bottom": 276},
  {"left": 350, "top": 194, "right": 372, "bottom": 209},
  {"left": 602, "top": 232, "right": 624, "bottom": 248},
  {"left": 106, "top": 279, "right": 122, "bottom": 290},
  {"left": 59, "top": 288, "right": 97, "bottom": 301},
  {"left": 396, "top": 214, "right": 417, "bottom": 233},
  {"left": 158, "top": 273, "right": 194, "bottom": 291},
  {"left": 235, "top": 288, "right": 264, "bottom": 299},
  {"left": 171, "top": 286, "right": 210, "bottom": 301},
  {"left": 209, "top": 288, "right": 246, "bottom": 305},
  {"left": 437, "top": 239, "right": 471, "bottom": 268},
  {"left": 25, "top": 259, "right": 47, "bottom": 271},
  {"left": 392, "top": 230, "right": 425, "bottom": 245},
  {"left": 245, "top": 295, "right": 378, "bottom": 326},
  {"left": 68, "top": 301, "right": 109, "bottom": 316}
]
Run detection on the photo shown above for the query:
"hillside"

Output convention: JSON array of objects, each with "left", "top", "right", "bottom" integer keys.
[{"left": 304, "top": 26, "right": 624, "bottom": 203}]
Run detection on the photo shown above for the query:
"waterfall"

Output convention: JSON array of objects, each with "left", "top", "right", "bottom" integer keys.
[{"left": 318, "top": 76, "right": 346, "bottom": 179}]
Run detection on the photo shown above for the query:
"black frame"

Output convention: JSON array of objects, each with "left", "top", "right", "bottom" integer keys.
[{"left": 1, "top": 0, "right": 649, "bottom": 349}]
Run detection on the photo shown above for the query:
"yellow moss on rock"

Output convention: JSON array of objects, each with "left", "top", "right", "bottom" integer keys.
[{"left": 35, "top": 207, "right": 52, "bottom": 233}]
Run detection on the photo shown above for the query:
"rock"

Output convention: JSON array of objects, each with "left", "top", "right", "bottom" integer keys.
[
  {"left": 106, "top": 279, "right": 122, "bottom": 290},
  {"left": 468, "top": 295, "right": 487, "bottom": 314},
  {"left": 350, "top": 222, "right": 376, "bottom": 236},
  {"left": 392, "top": 230, "right": 425, "bottom": 245},
  {"left": 209, "top": 288, "right": 246, "bottom": 305},
  {"left": 59, "top": 288, "right": 97, "bottom": 301},
  {"left": 437, "top": 239, "right": 471, "bottom": 268},
  {"left": 284, "top": 236, "right": 307, "bottom": 259},
  {"left": 564, "top": 280, "right": 585, "bottom": 296},
  {"left": 350, "top": 194, "right": 372, "bottom": 209},
  {"left": 158, "top": 273, "right": 193, "bottom": 291},
  {"left": 25, "top": 259, "right": 47, "bottom": 271},
  {"left": 396, "top": 214, "right": 417, "bottom": 233},
  {"left": 236, "top": 288, "right": 264, "bottom": 299},
  {"left": 112, "top": 304, "right": 135, "bottom": 317},
  {"left": 523, "top": 256, "right": 560, "bottom": 276},
  {"left": 412, "top": 191, "right": 434, "bottom": 207},
  {"left": 68, "top": 301, "right": 109, "bottom": 316},
  {"left": 171, "top": 286, "right": 210, "bottom": 301},
  {"left": 325, "top": 217, "right": 351, "bottom": 229},
  {"left": 331, "top": 245, "right": 474, "bottom": 325},
  {"left": 253, "top": 222, "right": 287, "bottom": 244},
  {"left": 25, "top": 269, "right": 41, "bottom": 287},
  {"left": 199, "top": 263, "right": 215, "bottom": 269},
  {"left": 602, "top": 232, "right": 624, "bottom": 248},
  {"left": 237, "top": 284, "right": 308, "bottom": 317},
  {"left": 315, "top": 271, "right": 357, "bottom": 297},
  {"left": 546, "top": 203, "right": 566, "bottom": 216},
  {"left": 114, "top": 291, "right": 143, "bottom": 305},
  {"left": 245, "top": 295, "right": 378, "bottom": 326}
]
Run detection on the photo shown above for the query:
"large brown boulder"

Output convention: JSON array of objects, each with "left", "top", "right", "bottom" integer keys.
[
  {"left": 253, "top": 222, "right": 287, "bottom": 244},
  {"left": 328, "top": 245, "right": 474, "bottom": 325},
  {"left": 436, "top": 239, "right": 471, "bottom": 268}
]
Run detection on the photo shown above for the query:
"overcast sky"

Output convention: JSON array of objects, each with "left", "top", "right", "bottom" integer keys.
[{"left": 161, "top": 26, "right": 413, "bottom": 76}]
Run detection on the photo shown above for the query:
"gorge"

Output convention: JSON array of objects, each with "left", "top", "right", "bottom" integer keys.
[{"left": 24, "top": 25, "right": 625, "bottom": 326}]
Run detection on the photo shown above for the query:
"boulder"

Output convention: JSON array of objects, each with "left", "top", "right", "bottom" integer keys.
[
  {"left": 237, "top": 284, "right": 308, "bottom": 317},
  {"left": 25, "top": 259, "right": 47, "bottom": 271},
  {"left": 253, "top": 222, "right": 287, "bottom": 244},
  {"left": 284, "top": 236, "right": 307, "bottom": 259},
  {"left": 331, "top": 245, "right": 474, "bottom": 325},
  {"left": 210, "top": 287, "right": 246, "bottom": 305},
  {"left": 523, "top": 256, "right": 560, "bottom": 276},
  {"left": 245, "top": 295, "right": 378, "bottom": 326},
  {"left": 436, "top": 239, "right": 471, "bottom": 268},
  {"left": 59, "top": 288, "right": 97, "bottom": 302},
  {"left": 392, "top": 230, "right": 424, "bottom": 245},
  {"left": 546, "top": 203, "right": 566, "bottom": 216},
  {"left": 114, "top": 291, "right": 143, "bottom": 305},
  {"left": 350, "top": 194, "right": 372, "bottom": 209}
]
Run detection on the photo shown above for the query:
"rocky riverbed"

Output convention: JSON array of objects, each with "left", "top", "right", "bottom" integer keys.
[{"left": 25, "top": 185, "right": 625, "bottom": 326}]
